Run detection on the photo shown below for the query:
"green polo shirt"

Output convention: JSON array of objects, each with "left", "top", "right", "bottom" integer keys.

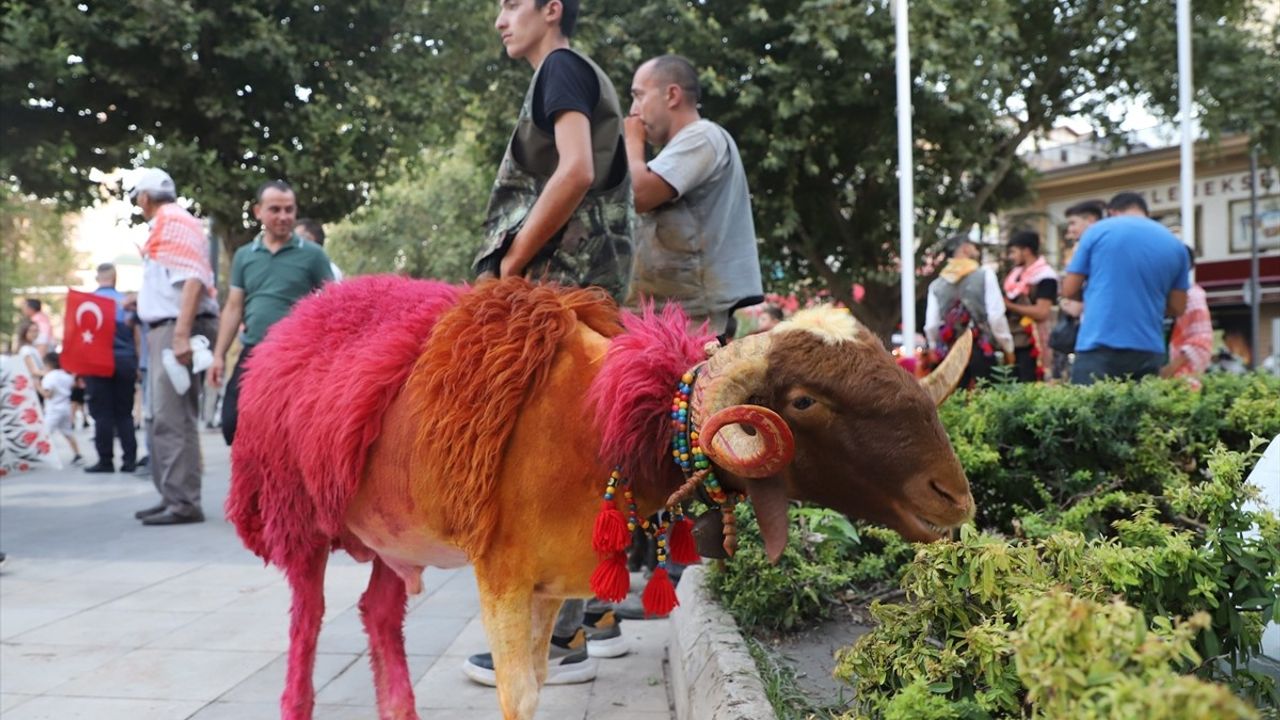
[{"left": 231, "top": 233, "right": 334, "bottom": 345}]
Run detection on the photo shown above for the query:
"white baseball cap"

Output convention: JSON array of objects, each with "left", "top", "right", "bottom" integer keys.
[{"left": 127, "top": 167, "right": 175, "bottom": 201}]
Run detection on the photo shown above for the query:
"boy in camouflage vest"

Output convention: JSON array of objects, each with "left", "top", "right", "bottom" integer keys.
[
  {"left": 474, "top": 0, "right": 634, "bottom": 304},
  {"left": 465, "top": 0, "right": 634, "bottom": 689}
]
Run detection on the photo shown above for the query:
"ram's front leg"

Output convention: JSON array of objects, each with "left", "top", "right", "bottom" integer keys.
[
  {"left": 476, "top": 569, "right": 541, "bottom": 720},
  {"left": 529, "top": 596, "right": 563, "bottom": 687}
]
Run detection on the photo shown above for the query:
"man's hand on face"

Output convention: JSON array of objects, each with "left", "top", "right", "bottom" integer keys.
[
  {"left": 624, "top": 116, "right": 648, "bottom": 148},
  {"left": 172, "top": 333, "right": 193, "bottom": 367}
]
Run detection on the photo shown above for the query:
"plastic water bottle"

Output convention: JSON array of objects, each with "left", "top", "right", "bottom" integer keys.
[
  {"left": 190, "top": 335, "right": 213, "bottom": 374},
  {"left": 161, "top": 335, "right": 212, "bottom": 394},
  {"left": 161, "top": 348, "right": 190, "bottom": 394}
]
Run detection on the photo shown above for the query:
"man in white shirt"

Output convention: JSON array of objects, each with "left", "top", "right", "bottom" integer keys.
[
  {"left": 625, "top": 54, "right": 763, "bottom": 336},
  {"left": 924, "top": 236, "right": 1014, "bottom": 387},
  {"left": 129, "top": 168, "right": 220, "bottom": 526}
]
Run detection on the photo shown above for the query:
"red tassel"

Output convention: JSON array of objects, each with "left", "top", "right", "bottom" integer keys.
[
  {"left": 642, "top": 567, "right": 679, "bottom": 617},
  {"left": 592, "top": 500, "right": 631, "bottom": 554},
  {"left": 668, "top": 518, "right": 700, "bottom": 565},
  {"left": 590, "top": 552, "right": 630, "bottom": 602}
]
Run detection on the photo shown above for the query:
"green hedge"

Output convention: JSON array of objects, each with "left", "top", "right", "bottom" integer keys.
[
  {"left": 939, "top": 373, "right": 1280, "bottom": 533},
  {"left": 706, "top": 373, "right": 1280, "bottom": 717}
]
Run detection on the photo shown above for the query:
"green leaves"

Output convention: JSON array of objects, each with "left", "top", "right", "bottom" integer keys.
[{"left": 1, "top": 0, "right": 492, "bottom": 250}]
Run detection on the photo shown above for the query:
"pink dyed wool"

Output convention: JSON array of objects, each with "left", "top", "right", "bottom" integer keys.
[
  {"left": 589, "top": 301, "right": 713, "bottom": 495},
  {"left": 226, "top": 275, "right": 464, "bottom": 567}
]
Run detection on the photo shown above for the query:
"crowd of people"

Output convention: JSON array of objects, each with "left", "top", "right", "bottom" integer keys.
[
  {"left": 3, "top": 173, "right": 338, "bottom": 528},
  {"left": 924, "top": 192, "right": 1228, "bottom": 389}
]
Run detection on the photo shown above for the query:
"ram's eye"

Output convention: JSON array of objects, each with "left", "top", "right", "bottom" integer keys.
[{"left": 792, "top": 396, "right": 815, "bottom": 410}]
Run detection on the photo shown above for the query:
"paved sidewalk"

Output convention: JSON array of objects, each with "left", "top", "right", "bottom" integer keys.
[{"left": 0, "top": 430, "right": 674, "bottom": 719}]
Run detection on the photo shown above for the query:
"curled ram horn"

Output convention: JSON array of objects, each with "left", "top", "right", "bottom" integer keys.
[
  {"left": 919, "top": 327, "right": 972, "bottom": 406},
  {"left": 698, "top": 405, "right": 794, "bottom": 478},
  {"left": 690, "top": 333, "right": 796, "bottom": 478}
]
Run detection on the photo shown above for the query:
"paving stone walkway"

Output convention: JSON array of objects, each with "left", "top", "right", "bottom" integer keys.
[{"left": 1, "top": 430, "right": 673, "bottom": 719}]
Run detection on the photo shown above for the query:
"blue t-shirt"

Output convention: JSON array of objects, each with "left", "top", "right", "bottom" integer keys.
[
  {"left": 1066, "top": 216, "right": 1190, "bottom": 354},
  {"left": 93, "top": 286, "right": 137, "bottom": 362}
]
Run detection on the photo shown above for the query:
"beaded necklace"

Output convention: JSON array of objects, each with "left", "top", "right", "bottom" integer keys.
[
  {"left": 588, "top": 368, "right": 725, "bottom": 616},
  {"left": 666, "top": 370, "right": 740, "bottom": 555}
]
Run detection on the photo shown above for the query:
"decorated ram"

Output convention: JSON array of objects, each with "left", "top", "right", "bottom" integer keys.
[{"left": 227, "top": 275, "right": 974, "bottom": 720}]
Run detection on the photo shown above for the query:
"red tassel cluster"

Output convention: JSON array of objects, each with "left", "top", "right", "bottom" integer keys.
[
  {"left": 589, "top": 467, "right": 698, "bottom": 611},
  {"left": 592, "top": 500, "right": 630, "bottom": 554},
  {"left": 668, "top": 517, "right": 700, "bottom": 565},
  {"left": 591, "top": 472, "right": 633, "bottom": 602},
  {"left": 591, "top": 552, "right": 630, "bottom": 602},
  {"left": 642, "top": 567, "right": 679, "bottom": 617}
]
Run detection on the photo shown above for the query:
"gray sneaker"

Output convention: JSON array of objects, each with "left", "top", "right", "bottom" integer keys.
[
  {"left": 461, "top": 628, "right": 597, "bottom": 686},
  {"left": 584, "top": 610, "right": 629, "bottom": 658}
]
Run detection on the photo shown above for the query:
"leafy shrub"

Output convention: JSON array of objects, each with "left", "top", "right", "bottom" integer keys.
[
  {"left": 939, "top": 373, "right": 1280, "bottom": 532},
  {"left": 706, "top": 504, "right": 918, "bottom": 632},
  {"left": 833, "top": 447, "right": 1279, "bottom": 717},
  {"left": 706, "top": 504, "right": 853, "bottom": 632}
]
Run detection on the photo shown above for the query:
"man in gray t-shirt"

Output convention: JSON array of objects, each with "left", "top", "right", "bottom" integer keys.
[{"left": 625, "top": 54, "right": 763, "bottom": 335}]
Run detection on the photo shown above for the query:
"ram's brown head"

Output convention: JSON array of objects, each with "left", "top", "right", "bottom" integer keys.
[{"left": 691, "top": 307, "right": 974, "bottom": 562}]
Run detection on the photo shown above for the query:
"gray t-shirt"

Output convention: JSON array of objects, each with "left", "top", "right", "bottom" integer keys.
[{"left": 631, "top": 119, "right": 763, "bottom": 317}]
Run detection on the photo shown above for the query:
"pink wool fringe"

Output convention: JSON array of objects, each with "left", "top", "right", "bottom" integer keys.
[{"left": 588, "top": 302, "right": 713, "bottom": 496}]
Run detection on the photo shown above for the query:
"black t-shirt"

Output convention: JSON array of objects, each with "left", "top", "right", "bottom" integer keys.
[
  {"left": 1030, "top": 278, "right": 1058, "bottom": 304},
  {"left": 1009, "top": 278, "right": 1059, "bottom": 350},
  {"left": 532, "top": 49, "right": 599, "bottom": 134}
]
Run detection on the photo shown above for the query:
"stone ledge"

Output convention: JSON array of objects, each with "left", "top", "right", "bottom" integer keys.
[{"left": 667, "top": 565, "right": 778, "bottom": 720}]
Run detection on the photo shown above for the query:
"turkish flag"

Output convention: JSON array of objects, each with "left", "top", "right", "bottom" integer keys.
[{"left": 62, "top": 290, "right": 116, "bottom": 377}]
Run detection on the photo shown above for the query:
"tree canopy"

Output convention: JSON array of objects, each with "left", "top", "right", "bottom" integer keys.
[
  {"left": 0, "top": 188, "right": 78, "bottom": 343},
  {"left": 325, "top": 139, "right": 488, "bottom": 282},
  {"left": 0, "top": 0, "right": 490, "bottom": 248},
  {"left": 4, "top": 1, "right": 1277, "bottom": 335}
]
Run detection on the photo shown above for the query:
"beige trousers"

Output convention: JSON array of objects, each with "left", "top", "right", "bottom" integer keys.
[{"left": 146, "top": 317, "right": 217, "bottom": 517}]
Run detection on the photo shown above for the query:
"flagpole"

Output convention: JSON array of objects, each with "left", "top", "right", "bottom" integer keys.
[
  {"left": 895, "top": 0, "right": 916, "bottom": 357},
  {"left": 1177, "top": 0, "right": 1195, "bottom": 255},
  {"left": 1248, "top": 144, "right": 1260, "bottom": 368}
]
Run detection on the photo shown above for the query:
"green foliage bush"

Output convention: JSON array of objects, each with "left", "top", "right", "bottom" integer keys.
[
  {"left": 706, "top": 505, "right": 856, "bottom": 632},
  {"left": 939, "top": 373, "right": 1280, "bottom": 532},
  {"left": 706, "top": 374, "right": 1280, "bottom": 716},
  {"left": 835, "top": 463, "right": 1279, "bottom": 716}
]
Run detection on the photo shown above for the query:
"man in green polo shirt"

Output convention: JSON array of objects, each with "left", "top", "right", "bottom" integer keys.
[{"left": 209, "top": 180, "right": 333, "bottom": 444}]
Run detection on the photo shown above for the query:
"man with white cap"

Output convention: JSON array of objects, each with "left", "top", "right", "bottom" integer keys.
[{"left": 128, "top": 168, "right": 220, "bottom": 525}]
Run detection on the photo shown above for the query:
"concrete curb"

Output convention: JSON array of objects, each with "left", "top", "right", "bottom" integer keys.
[{"left": 667, "top": 565, "right": 779, "bottom": 720}]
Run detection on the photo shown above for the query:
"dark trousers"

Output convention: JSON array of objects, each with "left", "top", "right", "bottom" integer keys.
[
  {"left": 85, "top": 360, "right": 138, "bottom": 467},
  {"left": 1014, "top": 347, "right": 1039, "bottom": 383},
  {"left": 221, "top": 344, "right": 254, "bottom": 446},
  {"left": 961, "top": 350, "right": 996, "bottom": 390},
  {"left": 1071, "top": 348, "right": 1164, "bottom": 385}
]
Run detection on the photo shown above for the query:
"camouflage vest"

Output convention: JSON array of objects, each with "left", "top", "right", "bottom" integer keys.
[{"left": 475, "top": 48, "right": 634, "bottom": 303}]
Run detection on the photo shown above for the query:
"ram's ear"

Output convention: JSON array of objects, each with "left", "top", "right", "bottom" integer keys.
[{"left": 742, "top": 476, "right": 790, "bottom": 564}]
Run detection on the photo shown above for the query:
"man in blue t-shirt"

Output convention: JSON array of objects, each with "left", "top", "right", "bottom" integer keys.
[
  {"left": 1062, "top": 192, "right": 1189, "bottom": 384},
  {"left": 83, "top": 263, "right": 141, "bottom": 473}
]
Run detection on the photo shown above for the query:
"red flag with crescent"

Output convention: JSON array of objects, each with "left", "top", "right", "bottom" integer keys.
[{"left": 62, "top": 289, "right": 116, "bottom": 377}]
